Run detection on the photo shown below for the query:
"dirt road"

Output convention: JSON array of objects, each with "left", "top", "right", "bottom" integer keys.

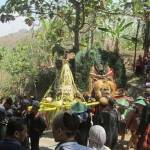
[
  {"left": 39, "top": 131, "right": 56, "bottom": 150},
  {"left": 39, "top": 130, "right": 135, "bottom": 150}
]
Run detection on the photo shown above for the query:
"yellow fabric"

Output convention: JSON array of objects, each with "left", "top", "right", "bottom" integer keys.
[{"left": 38, "top": 101, "right": 100, "bottom": 112}]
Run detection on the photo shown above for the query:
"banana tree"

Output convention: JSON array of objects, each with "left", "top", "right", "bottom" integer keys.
[
  {"left": 99, "top": 19, "right": 133, "bottom": 54},
  {"left": 124, "top": 0, "right": 150, "bottom": 53}
]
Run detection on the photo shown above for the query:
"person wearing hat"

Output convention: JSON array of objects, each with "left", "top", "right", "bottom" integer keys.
[
  {"left": 71, "top": 102, "right": 91, "bottom": 146},
  {"left": 114, "top": 98, "right": 130, "bottom": 143},
  {"left": 93, "top": 97, "right": 119, "bottom": 149},
  {"left": 71, "top": 102, "right": 88, "bottom": 122},
  {"left": 126, "top": 96, "right": 146, "bottom": 149},
  {"left": 26, "top": 101, "right": 46, "bottom": 150},
  {"left": 135, "top": 97, "right": 146, "bottom": 106}
]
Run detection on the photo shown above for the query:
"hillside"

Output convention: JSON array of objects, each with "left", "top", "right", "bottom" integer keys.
[{"left": 0, "top": 29, "right": 32, "bottom": 48}]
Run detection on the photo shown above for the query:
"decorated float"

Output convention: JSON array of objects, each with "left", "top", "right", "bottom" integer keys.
[
  {"left": 39, "top": 61, "right": 100, "bottom": 111},
  {"left": 38, "top": 59, "right": 129, "bottom": 128},
  {"left": 38, "top": 61, "right": 99, "bottom": 127}
]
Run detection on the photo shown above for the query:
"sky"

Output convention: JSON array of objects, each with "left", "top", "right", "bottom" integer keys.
[
  {"left": 0, "top": 0, "right": 31, "bottom": 37},
  {"left": 0, "top": 0, "right": 6, "bottom": 6},
  {"left": 0, "top": 0, "right": 120, "bottom": 37}
]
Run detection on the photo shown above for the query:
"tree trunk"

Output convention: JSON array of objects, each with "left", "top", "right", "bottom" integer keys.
[
  {"left": 72, "top": 1, "right": 81, "bottom": 54},
  {"left": 88, "top": 30, "right": 94, "bottom": 50},
  {"left": 68, "top": 0, "right": 86, "bottom": 53},
  {"left": 74, "top": 29, "right": 80, "bottom": 53},
  {"left": 114, "top": 38, "right": 119, "bottom": 54},
  {"left": 143, "top": 16, "right": 150, "bottom": 53},
  {"left": 133, "top": 19, "right": 140, "bottom": 71}
]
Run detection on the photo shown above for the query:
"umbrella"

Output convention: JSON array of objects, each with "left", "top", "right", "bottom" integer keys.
[{"left": 116, "top": 98, "right": 129, "bottom": 107}]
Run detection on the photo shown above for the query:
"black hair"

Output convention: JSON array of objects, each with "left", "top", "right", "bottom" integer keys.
[
  {"left": 63, "top": 112, "right": 80, "bottom": 137},
  {"left": 52, "top": 112, "right": 80, "bottom": 137},
  {"left": 5, "top": 97, "right": 13, "bottom": 106},
  {"left": 6, "top": 118, "right": 26, "bottom": 136},
  {"left": 63, "top": 112, "right": 80, "bottom": 131}
]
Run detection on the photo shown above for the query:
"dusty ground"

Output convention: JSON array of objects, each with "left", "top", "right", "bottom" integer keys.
[
  {"left": 39, "top": 130, "right": 135, "bottom": 150},
  {"left": 39, "top": 131, "right": 56, "bottom": 150}
]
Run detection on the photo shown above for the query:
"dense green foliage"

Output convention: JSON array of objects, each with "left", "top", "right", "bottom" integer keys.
[
  {"left": 0, "top": 0, "right": 150, "bottom": 98},
  {"left": 0, "top": 45, "right": 37, "bottom": 96},
  {"left": 75, "top": 49, "right": 127, "bottom": 91},
  {"left": 1, "top": 0, "right": 149, "bottom": 53}
]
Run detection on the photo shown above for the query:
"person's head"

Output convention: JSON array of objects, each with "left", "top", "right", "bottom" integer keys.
[
  {"left": 135, "top": 97, "right": 146, "bottom": 111},
  {"left": 52, "top": 112, "right": 80, "bottom": 142},
  {"left": 3, "top": 97, "right": 13, "bottom": 110},
  {"left": 0, "top": 105, "right": 6, "bottom": 120},
  {"left": 71, "top": 102, "right": 88, "bottom": 122},
  {"left": 88, "top": 125, "right": 106, "bottom": 149},
  {"left": 6, "top": 118, "right": 27, "bottom": 142},
  {"left": 139, "top": 55, "right": 142, "bottom": 59},
  {"left": 21, "top": 99, "right": 30, "bottom": 111},
  {"left": 30, "top": 101, "right": 39, "bottom": 114},
  {"left": 146, "top": 97, "right": 150, "bottom": 104}
]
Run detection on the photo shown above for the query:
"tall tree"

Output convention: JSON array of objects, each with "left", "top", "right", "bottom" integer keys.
[
  {"left": 98, "top": 19, "right": 133, "bottom": 54},
  {"left": 124, "top": 0, "right": 150, "bottom": 53},
  {"left": 0, "top": 0, "right": 103, "bottom": 53},
  {"left": 143, "top": 0, "right": 150, "bottom": 53}
]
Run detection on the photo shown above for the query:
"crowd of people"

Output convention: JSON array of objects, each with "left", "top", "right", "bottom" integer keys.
[
  {"left": 0, "top": 92, "right": 149, "bottom": 150},
  {"left": 52, "top": 93, "right": 150, "bottom": 150},
  {"left": 0, "top": 96, "right": 47, "bottom": 150}
]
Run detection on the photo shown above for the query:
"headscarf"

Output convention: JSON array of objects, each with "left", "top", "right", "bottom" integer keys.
[{"left": 88, "top": 125, "right": 106, "bottom": 150}]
